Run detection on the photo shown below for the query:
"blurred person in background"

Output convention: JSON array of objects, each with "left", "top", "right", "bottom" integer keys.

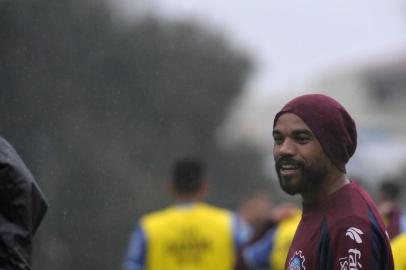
[
  {"left": 272, "top": 94, "right": 393, "bottom": 270},
  {"left": 123, "top": 157, "right": 247, "bottom": 270},
  {"left": 235, "top": 202, "right": 300, "bottom": 270},
  {"left": 391, "top": 233, "right": 406, "bottom": 270},
  {"left": 0, "top": 136, "right": 48, "bottom": 269},
  {"left": 237, "top": 191, "right": 273, "bottom": 241},
  {"left": 377, "top": 179, "right": 406, "bottom": 239}
]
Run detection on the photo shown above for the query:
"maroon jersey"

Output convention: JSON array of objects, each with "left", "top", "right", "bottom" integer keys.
[{"left": 285, "top": 181, "right": 393, "bottom": 270}]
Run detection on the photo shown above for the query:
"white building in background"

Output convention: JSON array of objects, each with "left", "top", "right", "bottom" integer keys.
[
  {"left": 313, "top": 54, "right": 406, "bottom": 135},
  {"left": 220, "top": 52, "right": 406, "bottom": 185},
  {"left": 304, "top": 53, "right": 406, "bottom": 184}
]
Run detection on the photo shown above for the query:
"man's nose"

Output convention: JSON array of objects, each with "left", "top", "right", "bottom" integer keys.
[{"left": 276, "top": 138, "right": 296, "bottom": 156}]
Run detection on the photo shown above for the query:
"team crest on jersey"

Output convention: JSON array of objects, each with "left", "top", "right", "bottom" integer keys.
[{"left": 287, "top": 250, "right": 306, "bottom": 270}]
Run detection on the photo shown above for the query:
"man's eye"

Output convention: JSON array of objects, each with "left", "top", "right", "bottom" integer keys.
[
  {"left": 296, "top": 136, "right": 310, "bottom": 144},
  {"left": 273, "top": 136, "right": 283, "bottom": 145}
]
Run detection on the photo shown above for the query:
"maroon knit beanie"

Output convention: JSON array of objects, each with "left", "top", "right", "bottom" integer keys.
[{"left": 273, "top": 94, "right": 357, "bottom": 172}]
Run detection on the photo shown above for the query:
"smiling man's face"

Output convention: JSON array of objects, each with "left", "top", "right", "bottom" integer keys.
[{"left": 273, "top": 113, "right": 332, "bottom": 196}]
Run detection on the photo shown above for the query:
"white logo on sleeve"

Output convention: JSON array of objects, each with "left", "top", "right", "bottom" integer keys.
[
  {"left": 340, "top": 227, "right": 364, "bottom": 270},
  {"left": 345, "top": 227, "right": 363, "bottom": 244},
  {"left": 339, "top": 248, "right": 362, "bottom": 270}
]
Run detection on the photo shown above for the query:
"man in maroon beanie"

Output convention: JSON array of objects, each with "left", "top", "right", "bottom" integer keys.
[{"left": 272, "top": 94, "right": 393, "bottom": 270}]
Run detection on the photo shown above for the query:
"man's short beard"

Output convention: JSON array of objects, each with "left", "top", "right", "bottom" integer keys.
[{"left": 276, "top": 161, "right": 327, "bottom": 196}]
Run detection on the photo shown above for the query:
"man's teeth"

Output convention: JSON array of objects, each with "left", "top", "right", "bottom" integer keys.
[{"left": 281, "top": 165, "right": 298, "bottom": 170}]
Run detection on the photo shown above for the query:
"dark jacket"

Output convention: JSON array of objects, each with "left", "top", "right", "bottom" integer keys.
[{"left": 0, "top": 137, "right": 48, "bottom": 269}]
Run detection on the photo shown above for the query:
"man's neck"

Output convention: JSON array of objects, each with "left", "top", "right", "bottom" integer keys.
[{"left": 302, "top": 170, "right": 350, "bottom": 204}]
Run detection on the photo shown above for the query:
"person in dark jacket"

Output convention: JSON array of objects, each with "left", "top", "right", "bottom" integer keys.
[{"left": 0, "top": 136, "right": 48, "bottom": 269}]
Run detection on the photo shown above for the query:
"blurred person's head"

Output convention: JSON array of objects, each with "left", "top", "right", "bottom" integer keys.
[
  {"left": 238, "top": 191, "right": 272, "bottom": 227},
  {"left": 272, "top": 94, "right": 357, "bottom": 203},
  {"left": 270, "top": 202, "right": 300, "bottom": 222},
  {"left": 169, "top": 157, "right": 207, "bottom": 202},
  {"left": 379, "top": 179, "right": 401, "bottom": 202}
]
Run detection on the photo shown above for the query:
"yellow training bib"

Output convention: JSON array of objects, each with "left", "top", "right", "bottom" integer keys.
[
  {"left": 142, "top": 203, "right": 235, "bottom": 270},
  {"left": 391, "top": 233, "right": 406, "bottom": 270},
  {"left": 270, "top": 210, "right": 301, "bottom": 270}
]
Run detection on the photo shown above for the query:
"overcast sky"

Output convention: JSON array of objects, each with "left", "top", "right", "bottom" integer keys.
[
  {"left": 111, "top": 0, "right": 406, "bottom": 182},
  {"left": 115, "top": 0, "right": 406, "bottom": 96}
]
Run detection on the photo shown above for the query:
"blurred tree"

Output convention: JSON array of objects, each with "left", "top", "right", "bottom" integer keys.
[{"left": 0, "top": 0, "right": 267, "bottom": 269}]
